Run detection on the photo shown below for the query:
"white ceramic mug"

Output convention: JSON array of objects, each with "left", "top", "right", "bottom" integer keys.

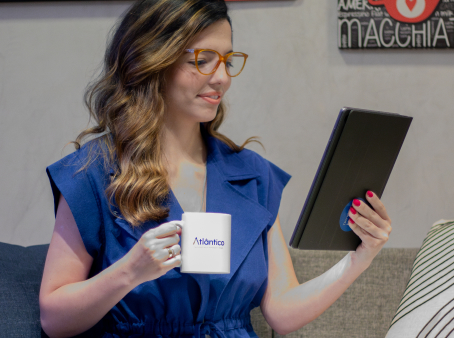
[{"left": 178, "top": 212, "right": 231, "bottom": 274}]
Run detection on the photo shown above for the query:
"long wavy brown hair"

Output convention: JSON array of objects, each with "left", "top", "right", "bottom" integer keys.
[{"left": 73, "top": 0, "right": 259, "bottom": 227}]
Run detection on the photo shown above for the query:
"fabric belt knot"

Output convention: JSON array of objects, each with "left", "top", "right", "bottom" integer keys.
[{"left": 195, "top": 321, "right": 227, "bottom": 338}]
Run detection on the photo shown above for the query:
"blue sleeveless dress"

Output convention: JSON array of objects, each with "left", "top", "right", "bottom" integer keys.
[{"left": 46, "top": 133, "right": 291, "bottom": 338}]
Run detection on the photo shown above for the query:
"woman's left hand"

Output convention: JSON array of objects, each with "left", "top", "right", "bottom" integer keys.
[{"left": 348, "top": 191, "right": 392, "bottom": 270}]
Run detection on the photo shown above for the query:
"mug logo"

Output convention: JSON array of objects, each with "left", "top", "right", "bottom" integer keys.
[
  {"left": 193, "top": 237, "right": 225, "bottom": 246},
  {"left": 369, "top": 0, "right": 440, "bottom": 23}
]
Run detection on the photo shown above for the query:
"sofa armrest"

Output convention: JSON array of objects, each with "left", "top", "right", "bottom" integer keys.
[{"left": 0, "top": 242, "right": 50, "bottom": 337}]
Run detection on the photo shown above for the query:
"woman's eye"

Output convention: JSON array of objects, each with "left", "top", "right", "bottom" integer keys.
[
  {"left": 226, "top": 62, "right": 234, "bottom": 68},
  {"left": 189, "top": 60, "right": 207, "bottom": 66}
]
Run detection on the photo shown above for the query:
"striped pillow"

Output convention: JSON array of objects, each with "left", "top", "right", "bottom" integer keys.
[{"left": 386, "top": 220, "right": 454, "bottom": 338}]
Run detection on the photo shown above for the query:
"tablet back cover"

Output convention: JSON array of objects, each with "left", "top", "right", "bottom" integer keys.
[{"left": 291, "top": 108, "right": 412, "bottom": 251}]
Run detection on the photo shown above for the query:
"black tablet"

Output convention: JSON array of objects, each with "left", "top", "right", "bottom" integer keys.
[{"left": 289, "top": 107, "right": 412, "bottom": 251}]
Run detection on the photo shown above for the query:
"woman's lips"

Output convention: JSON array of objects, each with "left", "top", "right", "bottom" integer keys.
[{"left": 198, "top": 95, "right": 221, "bottom": 104}]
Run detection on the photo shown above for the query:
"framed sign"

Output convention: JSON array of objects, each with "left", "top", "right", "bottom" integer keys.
[
  {"left": 338, "top": 0, "right": 454, "bottom": 49},
  {"left": 0, "top": 0, "right": 283, "bottom": 1}
]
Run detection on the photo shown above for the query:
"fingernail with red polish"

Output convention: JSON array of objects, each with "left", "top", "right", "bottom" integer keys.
[
  {"left": 353, "top": 199, "right": 361, "bottom": 207},
  {"left": 349, "top": 207, "right": 357, "bottom": 215},
  {"left": 367, "top": 191, "right": 374, "bottom": 198},
  {"left": 350, "top": 219, "right": 355, "bottom": 224}
]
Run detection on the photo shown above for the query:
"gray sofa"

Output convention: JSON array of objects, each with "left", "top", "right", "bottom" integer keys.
[
  {"left": 251, "top": 248, "right": 419, "bottom": 338},
  {"left": 0, "top": 242, "right": 417, "bottom": 337}
]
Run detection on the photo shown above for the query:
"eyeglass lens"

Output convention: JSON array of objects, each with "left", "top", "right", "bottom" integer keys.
[{"left": 196, "top": 50, "right": 245, "bottom": 77}]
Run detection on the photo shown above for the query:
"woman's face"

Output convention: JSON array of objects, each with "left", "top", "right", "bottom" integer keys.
[{"left": 164, "top": 19, "right": 233, "bottom": 126}]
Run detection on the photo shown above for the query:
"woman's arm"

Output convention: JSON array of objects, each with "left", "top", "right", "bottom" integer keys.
[
  {"left": 39, "top": 194, "right": 182, "bottom": 338},
  {"left": 260, "top": 191, "right": 391, "bottom": 335}
]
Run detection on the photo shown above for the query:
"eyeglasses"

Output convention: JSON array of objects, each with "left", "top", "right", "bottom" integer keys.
[{"left": 184, "top": 49, "right": 248, "bottom": 77}]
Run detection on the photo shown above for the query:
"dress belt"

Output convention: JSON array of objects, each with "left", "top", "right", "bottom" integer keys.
[{"left": 194, "top": 320, "right": 226, "bottom": 338}]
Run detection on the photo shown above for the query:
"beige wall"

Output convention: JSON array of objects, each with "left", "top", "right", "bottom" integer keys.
[{"left": 0, "top": 1, "right": 453, "bottom": 248}]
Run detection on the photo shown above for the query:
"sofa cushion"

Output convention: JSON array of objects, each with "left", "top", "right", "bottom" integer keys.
[
  {"left": 0, "top": 242, "right": 49, "bottom": 337},
  {"left": 274, "top": 247, "right": 419, "bottom": 338},
  {"left": 250, "top": 306, "right": 272, "bottom": 338},
  {"left": 386, "top": 220, "right": 454, "bottom": 338}
]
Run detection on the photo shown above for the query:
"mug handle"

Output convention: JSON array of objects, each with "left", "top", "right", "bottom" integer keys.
[{"left": 368, "top": 0, "right": 386, "bottom": 4}]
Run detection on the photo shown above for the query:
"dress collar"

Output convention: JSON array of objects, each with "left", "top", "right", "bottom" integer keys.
[{"left": 204, "top": 132, "right": 260, "bottom": 182}]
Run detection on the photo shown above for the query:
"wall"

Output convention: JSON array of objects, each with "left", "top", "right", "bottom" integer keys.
[{"left": 0, "top": 0, "right": 453, "bottom": 248}]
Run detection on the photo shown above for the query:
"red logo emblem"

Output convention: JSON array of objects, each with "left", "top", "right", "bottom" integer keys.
[{"left": 368, "top": 0, "right": 441, "bottom": 23}]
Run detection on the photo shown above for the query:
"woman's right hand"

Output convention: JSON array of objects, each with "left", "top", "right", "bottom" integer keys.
[{"left": 122, "top": 221, "right": 183, "bottom": 285}]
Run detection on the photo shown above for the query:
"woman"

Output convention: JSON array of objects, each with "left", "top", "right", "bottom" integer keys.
[{"left": 39, "top": 0, "right": 392, "bottom": 337}]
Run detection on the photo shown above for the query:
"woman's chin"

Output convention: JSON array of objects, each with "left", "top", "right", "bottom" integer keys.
[{"left": 197, "top": 110, "right": 218, "bottom": 123}]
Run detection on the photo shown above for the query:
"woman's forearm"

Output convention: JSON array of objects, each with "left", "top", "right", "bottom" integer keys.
[
  {"left": 40, "top": 256, "right": 136, "bottom": 338},
  {"left": 262, "top": 252, "right": 367, "bottom": 335},
  {"left": 262, "top": 194, "right": 392, "bottom": 335}
]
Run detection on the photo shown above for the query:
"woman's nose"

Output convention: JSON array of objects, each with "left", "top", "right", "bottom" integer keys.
[{"left": 210, "top": 62, "right": 230, "bottom": 83}]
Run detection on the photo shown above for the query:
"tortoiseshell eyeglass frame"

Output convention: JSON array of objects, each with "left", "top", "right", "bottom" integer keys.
[{"left": 184, "top": 49, "right": 248, "bottom": 77}]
